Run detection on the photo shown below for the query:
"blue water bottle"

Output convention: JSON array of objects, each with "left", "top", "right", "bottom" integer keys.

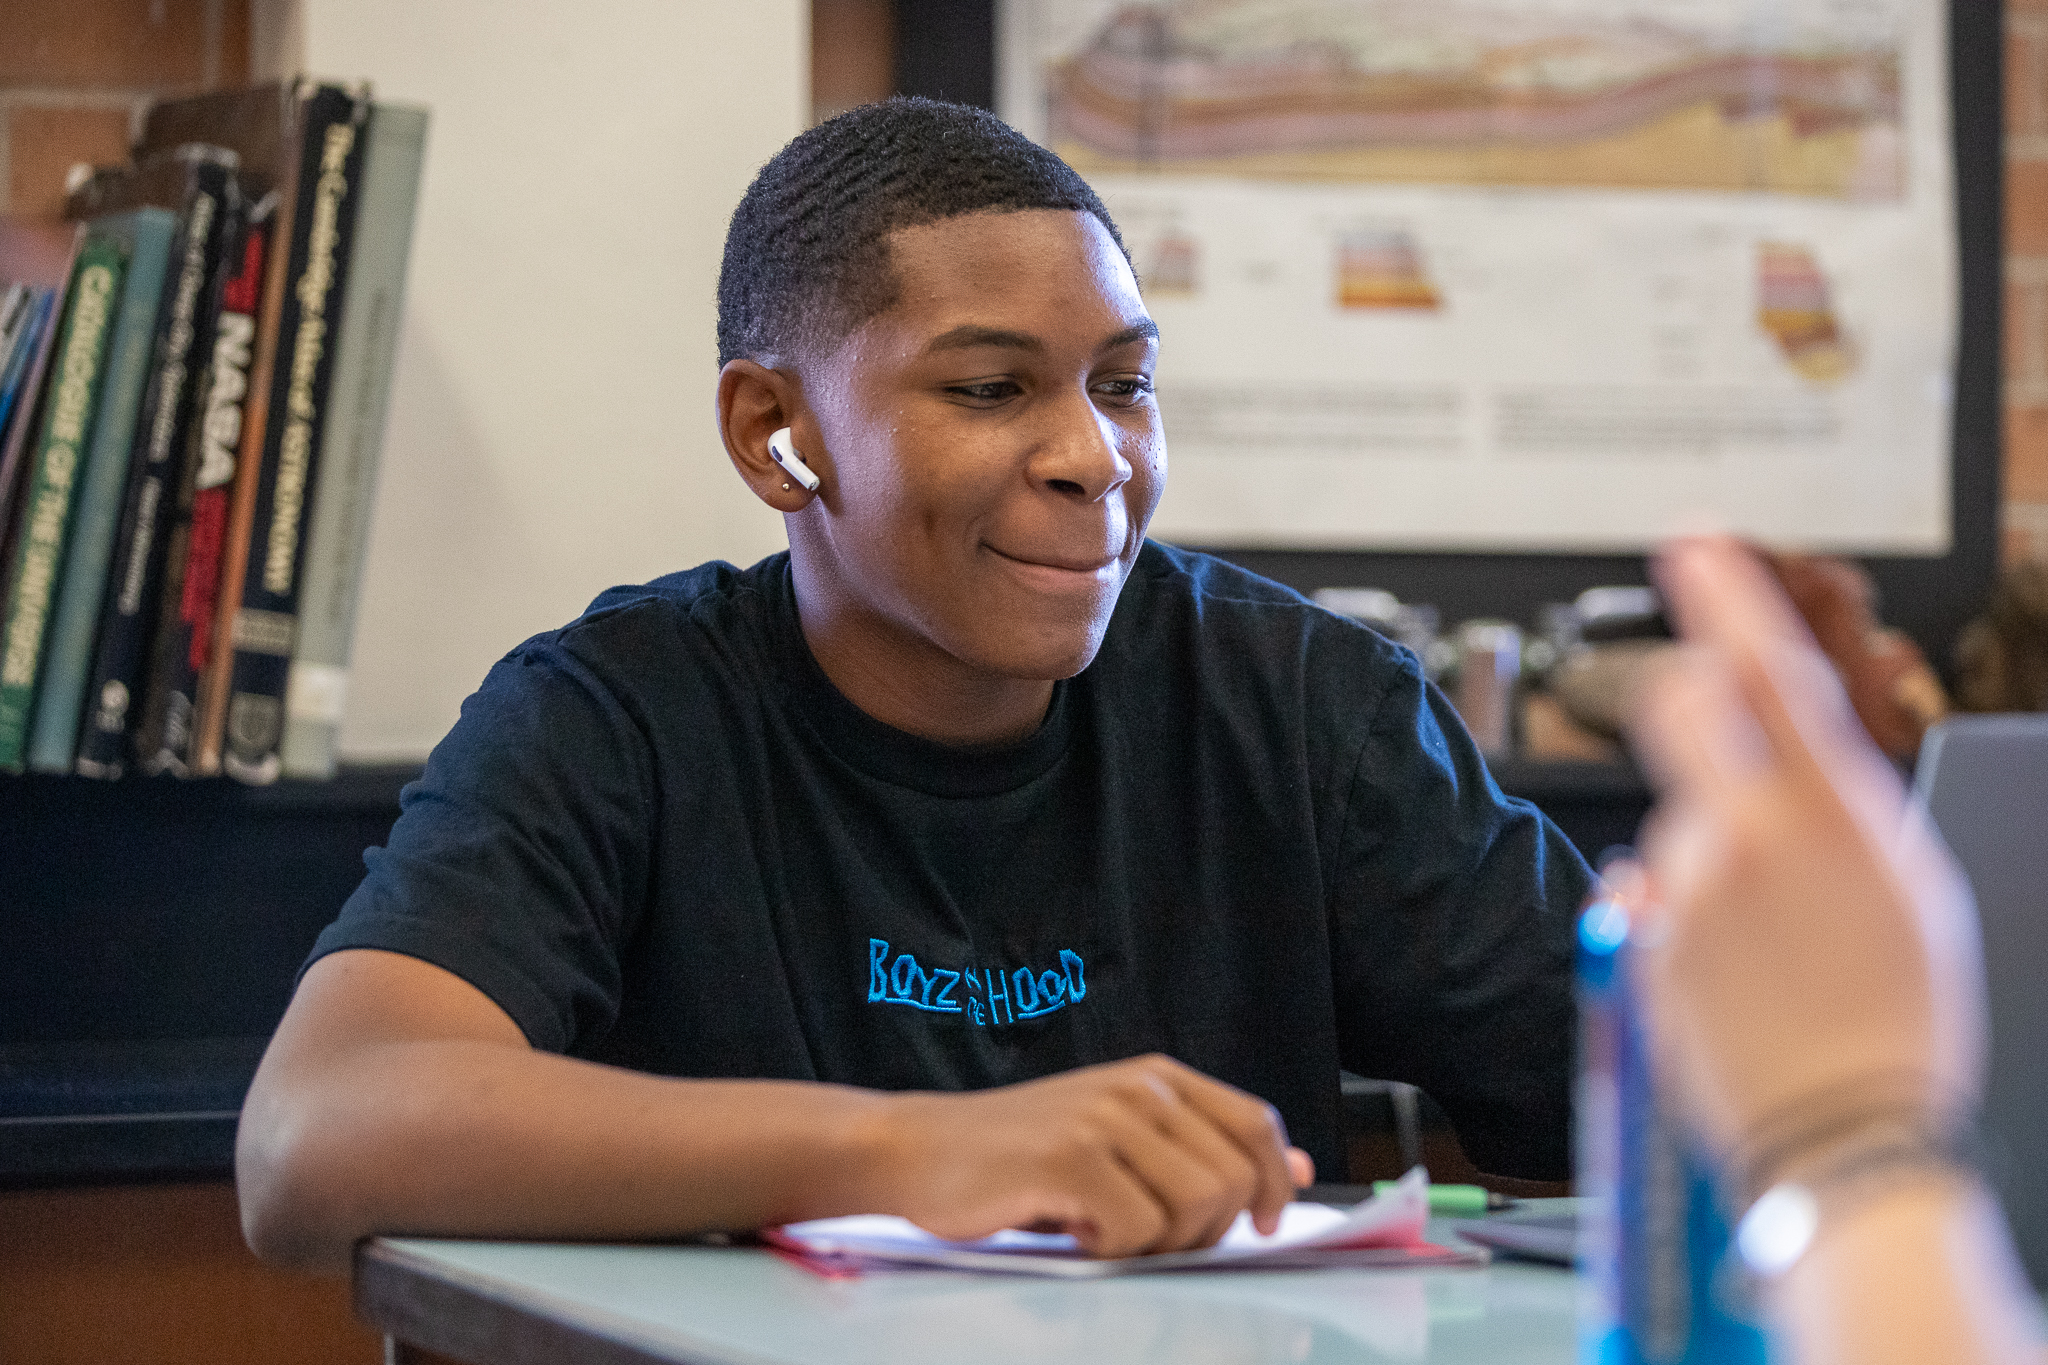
[{"left": 1576, "top": 893, "right": 1768, "bottom": 1365}]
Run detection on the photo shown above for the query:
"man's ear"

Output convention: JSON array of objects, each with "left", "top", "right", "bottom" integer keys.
[{"left": 717, "top": 359, "right": 826, "bottom": 511}]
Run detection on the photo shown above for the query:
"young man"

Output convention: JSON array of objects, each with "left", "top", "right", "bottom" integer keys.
[{"left": 237, "top": 99, "right": 1590, "bottom": 1272}]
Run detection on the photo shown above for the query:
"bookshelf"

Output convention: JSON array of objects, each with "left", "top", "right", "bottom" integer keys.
[
  {"left": 0, "top": 9, "right": 804, "bottom": 1363},
  {"left": 0, "top": 0, "right": 810, "bottom": 1199},
  {"left": 0, "top": 765, "right": 413, "bottom": 1182}
]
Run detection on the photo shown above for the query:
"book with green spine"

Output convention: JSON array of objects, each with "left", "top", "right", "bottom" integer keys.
[
  {"left": 0, "top": 233, "right": 128, "bottom": 769},
  {"left": 26, "top": 208, "right": 178, "bottom": 773}
]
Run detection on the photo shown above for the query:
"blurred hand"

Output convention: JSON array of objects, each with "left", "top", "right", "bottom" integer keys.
[
  {"left": 872, "top": 1054, "right": 1314, "bottom": 1259},
  {"left": 1619, "top": 536, "right": 1985, "bottom": 1162}
]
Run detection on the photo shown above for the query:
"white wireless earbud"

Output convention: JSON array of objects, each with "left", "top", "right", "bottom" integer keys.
[{"left": 767, "top": 426, "right": 821, "bottom": 492}]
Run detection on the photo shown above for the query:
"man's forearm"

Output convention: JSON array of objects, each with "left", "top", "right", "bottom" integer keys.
[
  {"left": 237, "top": 1039, "right": 896, "bottom": 1272},
  {"left": 240, "top": 949, "right": 1310, "bottom": 1271},
  {"left": 1775, "top": 1178, "right": 2042, "bottom": 1365}
]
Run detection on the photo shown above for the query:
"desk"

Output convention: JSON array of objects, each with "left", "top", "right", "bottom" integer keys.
[{"left": 356, "top": 1210, "right": 1579, "bottom": 1365}]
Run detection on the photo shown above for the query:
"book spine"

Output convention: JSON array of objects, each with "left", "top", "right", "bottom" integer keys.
[
  {"left": 0, "top": 289, "right": 56, "bottom": 506},
  {"left": 0, "top": 286, "right": 33, "bottom": 400},
  {"left": 223, "top": 89, "right": 368, "bottom": 786},
  {"left": 194, "top": 91, "right": 310, "bottom": 778},
  {"left": 0, "top": 236, "right": 128, "bottom": 769},
  {"left": 72, "top": 152, "right": 237, "bottom": 779},
  {"left": 281, "top": 104, "right": 428, "bottom": 780},
  {"left": 27, "top": 208, "right": 179, "bottom": 774},
  {"left": 133, "top": 196, "right": 261, "bottom": 776},
  {"left": 0, "top": 245, "right": 78, "bottom": 571}
]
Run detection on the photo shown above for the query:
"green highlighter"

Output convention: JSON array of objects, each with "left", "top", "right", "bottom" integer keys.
[{"left": 1374, "top": 1181, "right": 1513, "bottom": 1214}]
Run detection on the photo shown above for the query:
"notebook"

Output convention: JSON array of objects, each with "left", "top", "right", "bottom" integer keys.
[{"left": 766, "top": 1166, "right": 1484, "bottom": 1278}]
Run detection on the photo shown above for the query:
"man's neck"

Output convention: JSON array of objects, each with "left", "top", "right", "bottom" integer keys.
[{"left": 790, "top": 560, "right": 1057, "bottom": 750}]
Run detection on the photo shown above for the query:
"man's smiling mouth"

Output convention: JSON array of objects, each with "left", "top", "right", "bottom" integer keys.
[{"left": 986, "top": 545, "right": 1119, "bottom": 576}]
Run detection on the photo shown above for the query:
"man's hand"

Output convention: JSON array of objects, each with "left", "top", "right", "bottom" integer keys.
[
  {"left": 1621, "top": 536, "right": 1985, "bottom": 1160},
  {"left": 869, "top": 1055, "right": 1314, "bottom": 1259}
]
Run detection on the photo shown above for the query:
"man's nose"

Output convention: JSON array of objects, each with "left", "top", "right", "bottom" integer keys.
[{"left": 1030, "top": 389, "right": 1132, "bottom": 502}]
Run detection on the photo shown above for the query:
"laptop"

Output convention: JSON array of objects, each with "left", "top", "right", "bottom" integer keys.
[
  {"left": 1443, "top": 1212, "right": 1577, "bottom": 1266},
  {"left": 1913, "top": 714, "right": 2048, "bottom": 1291}
]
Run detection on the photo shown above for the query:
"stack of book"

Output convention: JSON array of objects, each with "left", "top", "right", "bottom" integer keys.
[{"left": 0, "top": 80, "right": 427, "bottom": 785}]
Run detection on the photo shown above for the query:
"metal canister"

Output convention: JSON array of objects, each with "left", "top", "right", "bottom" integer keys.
[{"left": 1454, "top": 620, "right": 1522, "bottom": 756}]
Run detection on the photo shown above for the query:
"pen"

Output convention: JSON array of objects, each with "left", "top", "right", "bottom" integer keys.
[{"left": 1374, "top": 1181, "right": 1515, "bottom": 1214}]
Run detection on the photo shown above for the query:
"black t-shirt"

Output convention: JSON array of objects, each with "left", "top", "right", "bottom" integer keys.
[{"left": 310, "top": 543, "right": 1590, "bottom": 1180}]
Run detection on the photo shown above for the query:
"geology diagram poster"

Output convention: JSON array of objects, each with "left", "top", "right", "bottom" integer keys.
[{"left": 998, "top": 0, "right": 1957, "bottom": 552}]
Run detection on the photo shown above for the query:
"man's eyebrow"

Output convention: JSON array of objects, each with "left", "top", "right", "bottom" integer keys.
[
  {"left": 921, "top": 319, "right": 1160, "bottom": 356},
  {"left": 925, "top": 325, "right": 1044, "bottom": 354},
  {"left": 1099, "top": 319, "right": 1160, "bottom": 351}
]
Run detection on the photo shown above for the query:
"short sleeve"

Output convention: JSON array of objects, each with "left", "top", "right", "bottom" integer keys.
[
  {"left": 1329, "top": 653, "right": 1590, "bottom": 1180},
  {"left": 304, "top": 637, "right": 656, "bottom": 1054}
]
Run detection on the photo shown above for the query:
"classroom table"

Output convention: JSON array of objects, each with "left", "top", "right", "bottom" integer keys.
[{"left": 356, "top": 1207, "right": 1581, "bottom": 1365}]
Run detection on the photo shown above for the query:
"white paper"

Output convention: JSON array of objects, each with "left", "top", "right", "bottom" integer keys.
[
  {"left": 999, "top": 0, "right": 1958, "bottom": 553},
  {"left": 769, "top": 1167, "right": 1477, "bottom": 1277}
]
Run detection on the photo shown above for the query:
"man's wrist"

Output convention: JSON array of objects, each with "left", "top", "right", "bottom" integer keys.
[
  {"left": 1724, "top": 1074, "right": 1971, "bottom": 1209},
  {"left": 821, "top": 1087, "right": 928, "bottom": 1218},
  {"left": 1729, "top": 1089, "right": 1980, "bottom": 1279},
  {"left": 1748, "top": 1167, "right": 1979, "bottom": 1291}
]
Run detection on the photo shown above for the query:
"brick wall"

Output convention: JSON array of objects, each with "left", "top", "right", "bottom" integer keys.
[
  {"left": 0, "top": 0, "right": 256, "bottom": 219},
  {"left": 2009, "top": 1, "right": 2048, "bottom": 564}
]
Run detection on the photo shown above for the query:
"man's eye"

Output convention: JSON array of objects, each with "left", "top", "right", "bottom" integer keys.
[
  {"left": 1095, "top": 376, "right": 1155, "bottom": 404},
  {"left": 945, "top": 380, "right": 1021, "bottom": 403}
]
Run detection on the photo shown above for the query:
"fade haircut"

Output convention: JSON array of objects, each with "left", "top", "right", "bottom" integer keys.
[{"left": 717, "top": 97, "right": 1128, "bottom": 366}]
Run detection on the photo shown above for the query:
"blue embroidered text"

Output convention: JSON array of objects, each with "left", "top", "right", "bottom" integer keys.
[{"left": 866, "top": 938, "right": 1087, "bottom": 1025}]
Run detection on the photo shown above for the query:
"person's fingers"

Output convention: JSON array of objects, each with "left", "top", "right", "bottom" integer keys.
[
  {"left": 1090, "top": 1100, "right": 1249, "bottom": 1253},
  {"left": 1638, "top": 799, "right": 1725, "bottom": 933},
  {"left": 1109, "top": 1059, "right": 1276, "bottom": 1245},
  {"left": 1157, "top": 1063, "right": 1299, "bottom": 1236},
  {"left": 1602, "top": 857, "right": 1661, "bottom": 942},
  {"left": 1207, "top": 1149, "right": 1313, "bottom": 1247},
  {"left": 1611, "top": 870, "right": 1685, "bottom": 1104},
  {"left": 1054, "top": 1145, "right": 1172, "bottom": 1259},
  {"left": 1656, "top": 537, "right": 1857, "bottom": 780},
  {"left": 1632, "top": 646, "right": 1760, "bottom": 810},
  {"left": 1721, "top": 626, "right": 1863, "bottom": 794},
  {"left": 1655, "top": 536, "right": 1812, "bottom": 658},
  {"left": 1139, "top": 1088, "right": 1263, "bottom": 1247},
  {"left": 1190, "top": 1198, "right": 1247, "bottom": 1253},
  {"left": 1689, "top": 566, "right": 1915, "bottom": 858}
]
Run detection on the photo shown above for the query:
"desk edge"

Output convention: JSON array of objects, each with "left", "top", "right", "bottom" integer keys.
[{"left": 355, "top": 1239, "right": 790, "bottom": 1365}]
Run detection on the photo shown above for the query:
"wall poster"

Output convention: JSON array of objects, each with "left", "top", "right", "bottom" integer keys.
[{"left": 998, "top": 0, "right": 1957, "bottom": 552}]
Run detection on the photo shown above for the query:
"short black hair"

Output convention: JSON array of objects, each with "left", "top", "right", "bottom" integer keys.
[{"left": 717, "top": 97, "right": 1127, "bottom": 366}]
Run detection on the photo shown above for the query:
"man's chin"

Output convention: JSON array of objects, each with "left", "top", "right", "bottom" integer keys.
[{"left": 957, "top": 615, "right": 1114, "bottom": 684}]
